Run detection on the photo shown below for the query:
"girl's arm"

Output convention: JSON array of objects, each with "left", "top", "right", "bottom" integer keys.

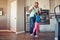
[{"left": 39, "top": 8, "right": 42, "bottom": 15}]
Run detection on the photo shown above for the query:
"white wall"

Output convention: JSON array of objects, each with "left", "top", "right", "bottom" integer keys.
[
  {"left": 0, "top": 0, "right": 7, "bottom": 30},
  {"left": 38, "top": 0, "right": 50, "bottom": 9},
  {"left": 26, "top": 0, "right": 50, "bottom": 9},
  {"left": 17, "top": 0, "right": 25, "bottom": 32}
]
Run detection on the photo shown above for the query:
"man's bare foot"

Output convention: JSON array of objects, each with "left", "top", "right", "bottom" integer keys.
[{"left": 30, "top": 34, "right": 33, "bottom": 36}]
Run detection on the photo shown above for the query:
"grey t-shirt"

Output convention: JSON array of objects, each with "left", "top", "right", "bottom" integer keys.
[{"left": 29, "top": 7, "right": 39, "bottom": 17}]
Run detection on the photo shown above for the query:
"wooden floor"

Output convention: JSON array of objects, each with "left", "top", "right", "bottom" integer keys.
[{"left": 0, "top": 31, "right": 55, "bottom": 40}]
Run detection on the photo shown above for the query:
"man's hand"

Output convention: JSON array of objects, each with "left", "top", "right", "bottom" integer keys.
[{"left": 28, "top": 6, "right": 35, "bottom": 13}]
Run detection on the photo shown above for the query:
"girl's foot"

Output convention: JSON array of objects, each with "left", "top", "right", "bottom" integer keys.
[{"left": 34, "top": 35, "right": 38, "bottom": 38}]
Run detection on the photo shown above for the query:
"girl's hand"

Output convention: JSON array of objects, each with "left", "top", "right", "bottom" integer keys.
[
  {"left": 39, "top": 8, "right": 42, "bottom": 14},
  {"left": 32, "top": 6, "right": 34, "bottom": 10}
]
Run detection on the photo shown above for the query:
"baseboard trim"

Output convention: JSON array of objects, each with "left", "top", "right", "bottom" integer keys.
[
  {"left": 0, "top": 30, "right": 11, "bottom": 32},
  {"left": 0, "top": 30, "right": 15, "bottom": 33},
  {"left": 16, "top": 31, "right": 25, "bottom": 34},
  {"left": 54, "top": 37, "right": 58, "bottom": 40}
]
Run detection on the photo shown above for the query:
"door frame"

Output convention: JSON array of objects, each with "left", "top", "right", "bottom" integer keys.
[{"left": 10, "top": 1, "right": 17, "bottom": 32}]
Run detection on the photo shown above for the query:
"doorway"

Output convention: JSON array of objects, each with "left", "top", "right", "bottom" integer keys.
[{"left": 10, "top": 1, "right": 17, "bottom": 32}]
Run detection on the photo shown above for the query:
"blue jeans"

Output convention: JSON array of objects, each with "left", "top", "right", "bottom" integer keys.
[
  {"left": 30, "top": 17, "right": 36, "bottom": 35},
  {"left": 58, "top": 22, "right": 60, "bottom": 40}
]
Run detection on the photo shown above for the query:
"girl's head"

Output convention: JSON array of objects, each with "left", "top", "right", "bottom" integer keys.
[{"left": 36, "top": 11, "right": 40, "bottom": 15}]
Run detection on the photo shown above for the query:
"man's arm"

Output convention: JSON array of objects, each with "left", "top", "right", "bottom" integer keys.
[{"left": 28, "top": 6, "right": 34, "bottom": 13}]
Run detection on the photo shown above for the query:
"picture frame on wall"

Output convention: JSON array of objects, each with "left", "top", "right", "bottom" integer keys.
[
  {"left": 0, "top": 8, "right": 3, "bottom": 16},
  {"left": 0, "top": 11, "right": 2, "bottom": 16}
]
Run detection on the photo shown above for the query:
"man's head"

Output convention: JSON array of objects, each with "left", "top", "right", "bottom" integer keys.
[{"left": 34, "top": 2, "right": 39, "bottom": 7}]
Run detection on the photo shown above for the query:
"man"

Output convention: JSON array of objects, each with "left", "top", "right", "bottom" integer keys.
[{"left": 28, "top": 2, "right": 40, "bottom": 37}]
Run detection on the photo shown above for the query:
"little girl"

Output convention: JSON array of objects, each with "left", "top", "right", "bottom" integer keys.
[{"left": 33, "top": 11, "right": 41, "bottom": 37}]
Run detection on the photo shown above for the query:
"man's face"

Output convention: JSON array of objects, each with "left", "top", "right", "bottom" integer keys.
[{"left": 34, "top": 2, "right": 39, "bottom": 7}]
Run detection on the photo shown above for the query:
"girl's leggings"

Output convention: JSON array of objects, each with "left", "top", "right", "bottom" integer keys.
[{"left": 33, "top": 22, "right": 39, "bottom": 35}]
